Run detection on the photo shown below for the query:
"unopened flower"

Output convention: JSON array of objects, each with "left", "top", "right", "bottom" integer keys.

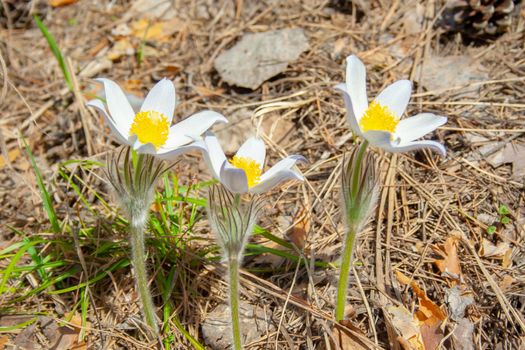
[
  {"left": 87, "top": 78, "right": 227, "bottom": 158},
  {"left": 200, "top": 132, "right": 306, "bottom": 194},
  {"left": 336, "top": 55, "right": 447, "bottom": 156},
  {"left": 208, "top": 185, "right": 263, "bottom": 261},
  {"left": 341, "top": 146, "right": 379, "bottom": 232}
]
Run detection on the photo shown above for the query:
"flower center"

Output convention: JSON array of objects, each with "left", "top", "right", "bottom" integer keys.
[
  {"left": 129, "top": 110, "right": 170, "bottom": 149},
  {"left": 359, "top": 101, "right": 399, "bottom": 134},
  {"left": 229, "top": 156, "right": 262, "bottom": 188}
]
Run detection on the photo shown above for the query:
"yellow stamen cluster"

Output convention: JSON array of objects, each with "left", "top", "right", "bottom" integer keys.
[
  {"left": 359, "top": 101, "right": 399, "bottom": 134},
  {"left": 230, "top": 156, "right": 262, "bottom": 188},
  {"left": 129, "top": 110, "right": 170, "bottom": 149}
]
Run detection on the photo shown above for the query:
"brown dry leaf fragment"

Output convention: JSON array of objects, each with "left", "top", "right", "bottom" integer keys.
[
  {"left": 386, "top": 305, "right": 425, "bottom": 350},
  {"left": 451, "top": 318, "right": 474, "bottom": 350},
  {"left": 0, "top": 149, "right": 20, "bottom": 168},
  {"left": 445, "top": 285, "right": 474, "bottom": 321},
  {"left": 0, "top": 336, "right": 9, "bottom": 350},
  {"left": 395, "top": 270, "right": 413, "bottom": 285},
  {"left": 480, "top": 238, "right": 510, "bottom": 258},
  {"left": 130, "top": 18, "right": 181, "bottom": 42},
  {"left": 391, "top": 277, "right": 446, "bottom": 349},
  {"left": 193, "top": 86, "right": 226, "bottom": 97},
  {"left": 500, "top": 275, "right": 514, "bottom": 291},
  {"left": 420, "top": 321, "right": 443, "bottom": 350},
  {"left": 287, "top": 203, "right": 310, "bottom": 250},
  {"left": 411, "top": 283, "right": 447, "bottom": 324},
  {"left": 330, "top": 320, "right": 372, "bottom": 350},
  {"left": 107, "top": 39, "right": 134, "bottom": 61},
  {"left": 486, "top": 143, "right": 525, "bottom": 178},
  {"left": 433, "top": 235, "right": 462, "bottom": 280},
  {"left": 49, "top": 0, "right": 78, "bottom": 7}
]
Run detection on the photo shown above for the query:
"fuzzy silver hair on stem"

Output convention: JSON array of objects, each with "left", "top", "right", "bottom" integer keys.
[
  {"left": 106, "top": 146, "right": 171, "bottom": 338},
  {"left": 207, "top": 184, "right": 264, "bottom": 350}
]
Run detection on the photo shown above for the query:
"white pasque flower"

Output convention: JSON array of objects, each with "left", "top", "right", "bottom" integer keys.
[
  {"left": 200, "top": 133, "right": 306, "bottom": 194},
  {"left": 336, "top": 55, "right": 447, "bottom": 156},
  {"left": 87, "top": 78, "right": 227, "bottom": 159}
]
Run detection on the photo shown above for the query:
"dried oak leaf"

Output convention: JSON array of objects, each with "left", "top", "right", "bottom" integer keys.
[
  {"left": 386, "top": 305, "right": 424, "bottom": 350},
  {"left": 331, "top": 320, "right": 372, "bottom": 350},
  {"left": 287, "top": 203, "right": 311, "bottom": 250},
  {"left": 433, "top": 235, "right": 462, "bottom": 280},
  {"left": 49, "top": 0, "right": 78, "bottom": 7},
  {"left": 0, "top": 336, "right": 9, "bottom": 350},
  {"left": 393, "top": 271, "right": 447, "bottom": 350}
]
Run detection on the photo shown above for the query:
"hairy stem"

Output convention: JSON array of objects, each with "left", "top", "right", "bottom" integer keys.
[
  {"left": 228, "top": 257, "right": 242, "bottom": 350},
  {"left": 130, "top": 213, "right": 159, "bottom": 336},
  {"left": 335, "top": 229, "right": 357, "bottom": 321}
]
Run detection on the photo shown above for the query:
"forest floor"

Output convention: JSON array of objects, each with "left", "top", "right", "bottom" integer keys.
[{"left": 0, "top": 0, "right": 524, "bottom": 349}]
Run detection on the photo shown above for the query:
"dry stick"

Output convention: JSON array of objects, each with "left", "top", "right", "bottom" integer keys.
[
  {"left": 274, "top": 259, "right": 301, "bottom": 349},
  {"left": 234, "top": 268, "right": 383, "bottom": 350},
  {"left": 66, "top": 58, "right": 94, "bottom": 156},
  {"left": 353, "top": 266, "right": 378, "bottom": 345},
  {"left": 459, "top": 233, "right": 525, "bottom": 333}
]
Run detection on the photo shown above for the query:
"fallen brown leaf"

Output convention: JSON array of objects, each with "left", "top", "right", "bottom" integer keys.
[
  {"left": 433, "top": 235, "right": 462, "bottom": 280},
  {"left": 0, "top": 149, "right": 20, "bottom": 168},
  {"left": 130, "top": 18, "right": 181, "bottom": 42},
  {"left": 0, "top": 336, "right": 9, "bottom": 350},
  {"left": 193, "top": 85, "right": 226, "bottom": 98},
  {"left": 331, "top": 320, "right": 372, "bottom": 350},
  {"left": 386, "top": 305, "right": 425, "bottom": 350},
  {"left": 451, "top": 318, "right": 474, "bottom": 350},
  {"left": 392, "top": 272, "right": 446, "bottom": 349},
  {"left": 480, "top": 238, "right": 510, "bottom": 258},
  {"left": 287, "top": 203, "right": 310, "bottom": 250},
  {"left": 445, "top": 285, "right": 474, "bottom": 321},
  {"left": 49, "top": 0, "right": 78, "bottom": 7}
]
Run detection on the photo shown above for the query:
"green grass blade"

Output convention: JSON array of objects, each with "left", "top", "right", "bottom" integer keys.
[
  {"left": 23, "top": 138, "right": 60, "bottom": 233},
  {"left": 34, "top": 15, "right": 73, "bottom": 91},
  {"left": 0, "top": 239, "right": 47, "bottom": 294}
]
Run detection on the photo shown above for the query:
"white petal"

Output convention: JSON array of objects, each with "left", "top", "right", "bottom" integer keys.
[
  {"left": 390, "top": 140, "right": 447, "bottom": 157},
  {"left": 374, "top": 80, "right": 412, "bottom": 118},
  {"left": 140, "top": 78, "right": 176, "bottom": 122},
  {"left": 395, "top": 113, "right": 447, "bottom": 143},
  {"left": 335, "top": 83, "right": 363, "bottom": 137},
  {"left": 363, "top": 130, "right": 446, "bottom": 156},
  {"left": 200, "top": 132, "right": 227, "bottom": 180},
  {"left": 345, "top": 55, "right": 368, "bottom": 121},
  {"left": 220, "top": 161, "right": 249, "bottom": 194},
  {"left": 164, "top": 110, "right": 228, "bottom": 150},
  {"left": 95, "top": 78, "right": 135, "bottom": 135},
  {"left": 250, "top": 155, "right": 306, "bottom": 194},
  {"left": 235, "top": 137, "right": 266, "bottom": 169},
  {"left": 87, "top": 99, "right": 129, "bottom": 145},
  {"left": 362, "top": 130, "right": 393, "bottom": 149},
  {"left": 132, "top": 139, "right": 157, "bottom": 155},
  {"left": 155, "top": 140, "right": 205, "bottom": 160}
]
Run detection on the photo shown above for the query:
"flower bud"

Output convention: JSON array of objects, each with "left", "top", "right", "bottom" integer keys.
[{"left": 341, "top": 146, "right": 379, "bottom": 232}]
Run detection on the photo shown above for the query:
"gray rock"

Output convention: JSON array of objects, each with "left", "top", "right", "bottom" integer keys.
[
  {"left": 418, "top": 54, "right": 488, "bottom": 97},
  {"left": 201, "top": 301, "right": 275, "bottom": 349},
  {"left": 214, "top": 28, "right": 309, "bottom": 90}
]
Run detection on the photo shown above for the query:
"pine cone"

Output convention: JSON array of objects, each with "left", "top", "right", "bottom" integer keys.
[
  {"left": 0, "top": 0, "right": 47, "bottom": 29},
  {"left": 439, "top": 0, "right": 521, "bottom": 37}
]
